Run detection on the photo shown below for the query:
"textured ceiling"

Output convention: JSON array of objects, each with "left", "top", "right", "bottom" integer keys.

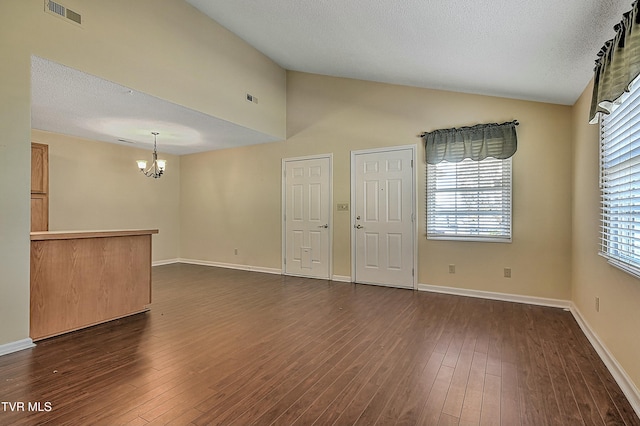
[
  {"left": 186, "top": 0, "right": 629, "bottom": 105},
  {"left": 31, "top": 56, "right": 279, "bottom": 155}
]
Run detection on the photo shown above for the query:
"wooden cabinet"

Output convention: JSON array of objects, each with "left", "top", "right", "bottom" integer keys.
[
  {"left": 30, "top": 194, "right": 48, "bottom": 232},
  {"left": 31, "top": 143, "right": 49, "bottom": 231},
  {"left": 30, "top": 229, "right": 158, "bottom": 340}
]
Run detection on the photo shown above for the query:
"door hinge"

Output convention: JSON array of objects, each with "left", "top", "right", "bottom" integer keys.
[
  {"left": 412, "top": 268, "right": 414, "bottom": 276},
  {"left": 411, "top": 159, "right": 414, "bottom": 168}
]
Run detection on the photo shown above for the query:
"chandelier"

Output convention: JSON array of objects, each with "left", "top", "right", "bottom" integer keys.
[{"left": 136, "top": 132, "right": 166, "bottom": 178}]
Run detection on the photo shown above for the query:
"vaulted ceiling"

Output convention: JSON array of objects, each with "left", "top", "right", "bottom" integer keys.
[
  {"left": 32, "top": 1, "right": 630, "bottom": 154},
  {"left": 187, "top": 0, "right": 629, "bottom": 105}
]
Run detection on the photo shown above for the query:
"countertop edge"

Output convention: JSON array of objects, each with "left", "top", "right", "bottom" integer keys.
[{"left": 30, "top": 229, "right": 159, "bottom": 241}]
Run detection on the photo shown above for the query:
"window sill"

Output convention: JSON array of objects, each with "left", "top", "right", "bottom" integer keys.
[
  {"left": 427, "top": 235, "right": 512, "bottom": 243},
  {"left": 599, "top": 252, "right": 640, "bottom": 280}
]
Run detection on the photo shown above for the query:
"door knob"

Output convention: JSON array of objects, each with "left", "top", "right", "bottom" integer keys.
[
  {"left": 354, "top": 224, "right": 364, "bottom": 229},
  {"left": 318, "top": 224, "right": 328, "bottom": 228}
]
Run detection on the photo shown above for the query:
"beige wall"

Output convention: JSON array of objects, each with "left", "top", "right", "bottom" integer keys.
[
  {"left": 181, "top": 71, "right": 574, "bottom": 300},
  {"left": 29, "top": 0, "right": 286, "bottom": 139},
  {"left": 0, "top": 0, "right": 285, "bottom": 347},
  {"left": 32, "top": 130, "right": 180, "bottom": 262},
  {"left": 572, "top": 81, "right": 640, "bottom": 389},
  {"left": 180, "top": 141, "right": 285, "bottom": 267},
  {"left": 0, "top": 34, "right": 31, "bottom": 346}
]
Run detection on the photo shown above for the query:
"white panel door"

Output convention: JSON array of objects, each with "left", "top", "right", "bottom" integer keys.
[
  {"left": 353, "top": 147, "right": 415, "bottom": 288},
  {"left": 284, "top": 156, "right": 331, "bottom": 279}
]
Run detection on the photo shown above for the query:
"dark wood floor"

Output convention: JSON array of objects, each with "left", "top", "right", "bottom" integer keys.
[{"left": 0, "top": 264, "right": 638, "bottom": 425}]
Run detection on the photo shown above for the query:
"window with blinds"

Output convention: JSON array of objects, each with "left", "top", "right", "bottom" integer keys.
[
  {"left": 427, "top": 157, "right": 512, "bottom": 242},
  {"left": 600, "top": 79, "right": 640, "bottom": 277}
]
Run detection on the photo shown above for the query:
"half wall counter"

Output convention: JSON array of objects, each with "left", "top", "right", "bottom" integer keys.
[{"left": 30, "top": 229, "right": 158, "bottom": 341}]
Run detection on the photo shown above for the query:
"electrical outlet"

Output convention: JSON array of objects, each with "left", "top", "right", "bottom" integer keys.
[
  {"left": 448, "top": 264, "right": 455, "bottom": 274},
  {"left": 504, "top": 267, "right": 511, "bottom": 278},
  {"left": 234, "top": 248, "right": 238, "bottom": 255},
  {"left": 595, "top": 297, "right": 600, "bottom": 312}
]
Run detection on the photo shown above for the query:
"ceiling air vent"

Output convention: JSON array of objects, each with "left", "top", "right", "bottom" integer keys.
[{"left": 44, "top": 0, "right": 82, "bottom": 26}]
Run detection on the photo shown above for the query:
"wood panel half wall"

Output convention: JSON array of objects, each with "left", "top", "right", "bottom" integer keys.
[{"left": 30, "top": 229, "right": 158, "bottom": 340}]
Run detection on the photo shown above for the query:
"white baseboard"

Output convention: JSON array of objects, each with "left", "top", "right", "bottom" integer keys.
[
  {"left": 417, "top": 283, "right": 571, "bottom": 309},
  {"left": 152, "top": 258, "right": 180, "bottom": 267},
  {"left": 332, "top": 275, "right": 352, "bottom": 283},
  {"left": 570, "top": 304, "right": 640, "bottom": 417},
  {"left": 168, "top": 259, "right": 350, "bottom": 281},
  {"left": 178, "top": 258, "right": 282, "bottom": 275},
  {"left": 0, "top": 338, "right": 35, "bottom": 357}
]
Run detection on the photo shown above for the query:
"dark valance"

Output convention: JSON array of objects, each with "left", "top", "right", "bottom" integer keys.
[
  {"left": 589, "top": 1, "right": 640, "bottom": 124},
  {"left": 422, "top": 120, "right": 518, "bottom": 165}
]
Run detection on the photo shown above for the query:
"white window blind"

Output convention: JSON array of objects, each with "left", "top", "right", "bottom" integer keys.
[
  {"left": 600, "top": 78, "right": 640, "bottom": 277},
  {"left": 427, "top": 157, "right": 512, "bottom": 242}
]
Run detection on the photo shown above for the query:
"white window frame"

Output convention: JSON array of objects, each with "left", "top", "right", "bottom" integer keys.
[
  {"left": 599, "top": 78, "right": 640, "bottom": 278},
  {"left": 427, "top": 157, "right": 512, "bottom": 242}
]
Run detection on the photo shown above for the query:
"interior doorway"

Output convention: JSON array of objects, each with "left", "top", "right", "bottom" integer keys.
[
  {"left": 351, "top": 145, "right": 417, "bottom": 289},
  {"left": 282, "top": 154, "right": 333, "bottom": 279}
]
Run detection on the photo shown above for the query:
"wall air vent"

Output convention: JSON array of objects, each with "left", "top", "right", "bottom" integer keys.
[
  {"left": 47, "top": 0, "right": 65, "bottom": 17},
  {"left": 65, "top": 8, "right": 81, "bottom": 24},
  {"left": 44, "top": 0, "right": 82, "bottom": 26}
]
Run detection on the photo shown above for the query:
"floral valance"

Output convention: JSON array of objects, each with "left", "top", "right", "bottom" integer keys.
[
  {"left": 589, "top": 1, "right": 640, "bottom": 124},
  {"left": 422, "top": 120, "right": 518, "bottom": 165}
]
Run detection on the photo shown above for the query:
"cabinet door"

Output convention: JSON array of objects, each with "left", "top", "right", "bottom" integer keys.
[
  {"left": 31, "top": 193, "right": 49, "bottom": 232},
  {"left": 31, "top": 143, "right": 48, "bottom": 194},
  {"left": 31, "top": 143, "right": 49, "bottom": 231}
]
